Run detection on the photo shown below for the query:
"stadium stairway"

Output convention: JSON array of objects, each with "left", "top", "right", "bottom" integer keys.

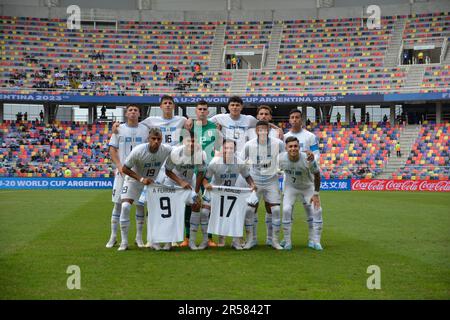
[
  {"left": 378, "top": 124, "right": 421, "bottom": 179},
  {"left": 208, "top": 23, "right": 226, "bottom": 71},
  {"left": 230, "top": 69, "right": 250, "bottom": 95},
  {"left": 404, "top": 64, "right": 426, "bottom": 88},
  {"left": 384, "top": 19, "right": 406, "bottom": 67},
  {"left": 264, "top": 22, "right": 284, "bottom": 70}
]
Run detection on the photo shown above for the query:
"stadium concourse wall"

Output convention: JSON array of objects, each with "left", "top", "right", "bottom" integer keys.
[
  {"left": 1, "top": 0, "right": 450, "bottom": 21},
  {"left": 1, "top": 177, "right": 449, "bottom": 192}
]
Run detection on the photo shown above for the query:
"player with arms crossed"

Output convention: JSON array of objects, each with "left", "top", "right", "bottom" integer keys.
[
  {"left": 106, "top": 105, "right": 149, "bottom": 248},
  {"left": 118, "top": 128, "right": 172, "bottom": 251},
  {"left": 201, "top": 139, "right": 257, "bottom": 250},
  {"left": 283, "top": 109, "right": 320, "bottom": 249},
  {"left": 242, "top": 120, "right": 285, "bottom": 250},
  {"left": 164, "top": 131, "right": 206, "bottom": 250},
  {"left": 279, "top": 136, "right": 323, "bottom": 250}
]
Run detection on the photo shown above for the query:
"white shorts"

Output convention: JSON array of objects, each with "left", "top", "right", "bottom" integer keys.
[
  {"left": 121, "top": 177, "right": 144, "bottom": 203},
  {"left": 254, "top": 177, "right": 281, "bottom": 205},
  {"left": 283, "top": 185, "right": 314, "bottom": 208},
  {"left": 112, "top": 171, "right": 124, "bottom": 203}
]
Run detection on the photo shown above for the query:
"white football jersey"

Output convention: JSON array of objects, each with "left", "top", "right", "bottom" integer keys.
[
  {"left": 284, "top": 129, "right": 320, "bottom": 162},
  {"left": 246, "top": 127, "right": 279, "bottom": 141},
  {"left": 140, "top": 115, "right": 187, "bottom": 146},
  {"left": 279, "top": 151, "right": 320, "bottom": 189},
  {"left": 207, "top": 186, "right": 252, "bottom": 237},
  {"left": 210, "top": 113, "right": 257, "bottom": 151},
  {"left": 205, "top": 156, "right": 250, "bottom": 187},
  {"left": 108, "top": 123, "right": 149, "bottom": 164},
  {"left": 146, "top": 185, "right": 195, "bottom": 243},
  {"left": 242, "top": 137, "right": 285, "bottom": 186},
  {"left": 165, "top": 145, "right": 207, "bottom": 184},
  {"left": 123, "top": 143, "right": 172, "bottom": 181}
]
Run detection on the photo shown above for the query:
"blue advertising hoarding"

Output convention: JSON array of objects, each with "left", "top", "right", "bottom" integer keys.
[
  {"left": 1, "top": 91, "right": 449, "bottom": 105},
  {"left": 0, "top": 177, "right": 113, "bottom": 189}
]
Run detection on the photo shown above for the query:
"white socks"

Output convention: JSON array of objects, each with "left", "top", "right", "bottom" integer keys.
[
  {"left": 120, "top": 202, "right": 132, "bottom": 245},
  {"left": 282, "top": 205, "right": 293, "bottom": 247},
  {"left": 271, "top": 205, "right": 281, "bottom": 244},
  {"left": 110, "top": 202, "right": 121, "bottom": 240},
  {"left": 189, "top": 210, "right": 200, "bottom": 248},
  {"left": 200, "top": 208, "right": 210, "bottom": 244},
  {"left": 303, "top": 203, "right": 314, "bottom": 243},
  {"left": 265, "top": 212, "right": 272, "bottom": 242},
  {"left": 135, "top": 205, "right": 145, "bottom": 243}
]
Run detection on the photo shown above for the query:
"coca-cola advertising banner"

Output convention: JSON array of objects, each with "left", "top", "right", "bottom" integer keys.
[{"left": 351, "top": 179, "right": 450, "bottom": 192}]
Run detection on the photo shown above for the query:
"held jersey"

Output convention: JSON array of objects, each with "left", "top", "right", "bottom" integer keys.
[
  {"left": 210, "top": 114, "right": 257, "bottom": 151},
  {"left": 108, "top": 123, "right": 149, "bottom": 164},
  {"left": 165, "top": 145, "right": 207, "bottom": 184},
  {"left": 140, "top": 115, "right": 187, "bottom": 146},
  {"left": 284, "top": 129, "right": 320, "bottom": 163},
  {"left": 246, "top": 127, "right": 279, "bottom": 142},
  {"left": 205, "top": 156, "right": 250, "bottom": 187},
  {"left": 279, "top": 151, "right": 320, "bottom": 189},
  {"left": 242, "top": 137, "right": 285, "bottom": 186},
  {"left": 123, "top": 143, "right": 172, "bottom": 181},
  {"left": 146, "top": 185, "right": 195, "bottom": 243},
  {"left": 207, "top": 186, "right": 252, "bottom": 237}
]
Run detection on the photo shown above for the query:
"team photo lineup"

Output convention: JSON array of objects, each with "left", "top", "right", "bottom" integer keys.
[
  {"left": 1, "top": 0, "right": 449, "bottom": 302},
  {"left": 108, "top": 95, "right": 324, "bottom": 252}
]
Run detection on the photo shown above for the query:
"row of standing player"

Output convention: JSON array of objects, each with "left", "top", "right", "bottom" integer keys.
[{"left": 105, "top": 95, "right": 323, "bottom": 251}]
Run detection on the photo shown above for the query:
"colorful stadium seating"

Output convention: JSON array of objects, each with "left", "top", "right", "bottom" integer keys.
[{"left": 393, "top": 123, "right": 449, "bottom": 180}]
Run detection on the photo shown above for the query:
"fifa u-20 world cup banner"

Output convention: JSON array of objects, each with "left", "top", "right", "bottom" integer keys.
[
  {"left": 351, "top": 179, "right": 450, "bottom": 192},
  {"left": 0, "top": 177, "right": 113, "bottom": 189}
]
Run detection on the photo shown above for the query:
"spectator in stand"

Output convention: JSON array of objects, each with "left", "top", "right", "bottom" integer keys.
[
  {"left": 336, "top": 112, "right": 341, "bottom": 124},
  {"left": 383, "top": 114, "right": 388, "bottom": 123},
  {"left": 395, "top": 142, "right": 401, "bottom": 157},
  {"left": 365, "top": 112, "right": 370, "bottom": 124},
  {"left": 153, "top": 63, "right": 158, "bottom": 73},
  {"left": 24, "top": 112, "right": 28, "bottom": 121}
]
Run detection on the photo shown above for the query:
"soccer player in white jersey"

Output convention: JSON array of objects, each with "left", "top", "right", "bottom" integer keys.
[
  {"left": 164, "top": 131, "right": 206, "bottom": 250},
  {"left": 279, "top": 136, "right": 323, "bottom": 250},
  {"left": 284, "top": 109, "right": 320, "bottom": 162},
  {"left": 246, "top": 105, "right": 283, "bottom": 247},
  {"left": 117, "top": 128, "right": 172, "bottom": 251},
  {"left": 201, "top": 139, "right": 257, "bottom": 250},
  {"left": 242, "top": 120, "right": 285, "bottom": 250},
  {"left": 140, "top": 95, "right": 187, "bottom": 147},
  {"left": 206, "top": 96, "right": 283, "bottom": 155},
  {"left": 283, "top": 109, "right": 321, "bottom": 249},
  {"left": 106, "top": 105, "right": 149, "bottom": 249}
]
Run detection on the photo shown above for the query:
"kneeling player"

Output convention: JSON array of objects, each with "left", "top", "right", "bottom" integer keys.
[
  {"left": 118, "top": 128, "right": 172, "bottom": 251},
  {"left": 279, "top": 136, "right": 323, "bottom": 250},
  {"left": 202, "top": 139, "right": 256, "bottom": 250}
]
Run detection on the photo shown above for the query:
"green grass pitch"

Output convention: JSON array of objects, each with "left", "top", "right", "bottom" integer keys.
[{"left": 0, "top": 189, "right": 449, "bottom": 299}]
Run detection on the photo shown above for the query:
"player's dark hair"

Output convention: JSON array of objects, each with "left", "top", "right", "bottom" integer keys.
[
  {"left": 148, "top": 127, "right": 162, "bottom": 137},
  {"left": 160, "top": 95, "right": 174, "bottom": 104},
  {"left": 289, "top": 109, "right": 302, "bottom": 116},
  {"left": 197, "top": 100, "right": 208, "bottom": 106},
  {"left": 285, "top": 136, "right": 299, "bottom": 145},
  {"left": 223, "top": 139, "right": 236, "bottom": 147},
  {"left": 227, "top": 96, "right": 243, "bottom": 106},
  {"left": 256, "top": 120, "right": 269, "bottom": 128},
  {"left": 126, "top": 104, "right": 140, "bottom": 111},
  {"left": 257, "top": 105, "right": 272, "bottom": 115}
]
